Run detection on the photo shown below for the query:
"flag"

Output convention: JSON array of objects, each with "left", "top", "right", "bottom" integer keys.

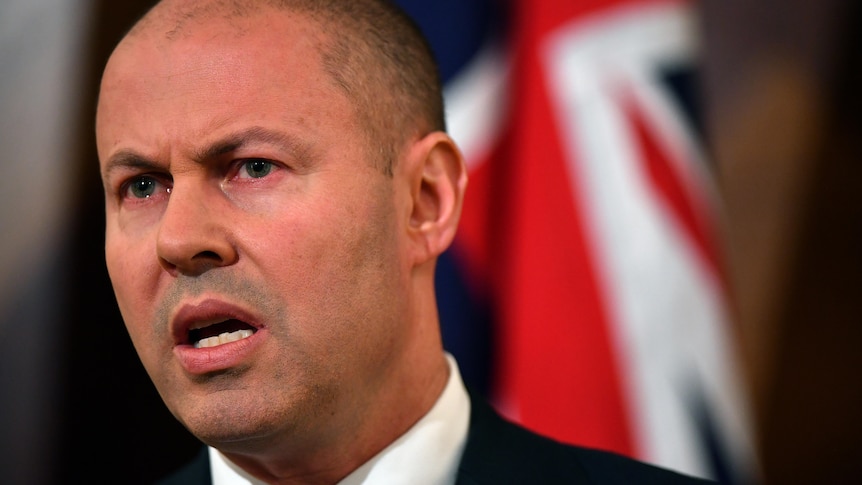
[{"left": 402, "top": 0, "right": 756, "bottom": 482}]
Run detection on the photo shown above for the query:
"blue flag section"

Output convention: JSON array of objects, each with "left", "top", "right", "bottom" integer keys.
[{"left": 396, "top": 0, "right": 502, "bottom": 84}]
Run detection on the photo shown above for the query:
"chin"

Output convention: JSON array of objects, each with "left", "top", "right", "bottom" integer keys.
[
  {"left": 184, "top": 411, "right": 283, "bottom": 449},
  {"left": 171, "top": 392, "right": 299, "bottom": 449}
]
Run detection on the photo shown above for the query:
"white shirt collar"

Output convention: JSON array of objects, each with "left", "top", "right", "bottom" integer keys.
[{"left": 210, "top": 354, "right": 471, "bottom": 485}]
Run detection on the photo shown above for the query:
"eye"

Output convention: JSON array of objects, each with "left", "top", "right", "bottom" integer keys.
[
  {"left": 238, "top": 158, "right": 274, "bottom": 179},
  {"left": 125, "top": 176, "right": 163, "bottom": 199}
]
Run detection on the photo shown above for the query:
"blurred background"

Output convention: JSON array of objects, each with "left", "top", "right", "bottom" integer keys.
[{"left": 1, "top": 0, "right": 859, "bottom": 483}]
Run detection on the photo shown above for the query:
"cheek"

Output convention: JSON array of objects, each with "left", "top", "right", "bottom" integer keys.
[
  {"left": 252, "top": 194, "right": 400, "bottom": 331},
  {"left": 252, "top": 215, "right": 357, "bottom": 312},
  {"left": 284, "top": 198, "right": 393, "bottom": 283},
  {"left": 105, "top": 229, "right": 161, "bottom": 336}
]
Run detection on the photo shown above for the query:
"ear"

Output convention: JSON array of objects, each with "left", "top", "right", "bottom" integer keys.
[{"left": 405, "top": 131, "right": 468, "bottom": 264}]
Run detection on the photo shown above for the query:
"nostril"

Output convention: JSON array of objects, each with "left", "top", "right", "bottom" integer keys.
[{"left": 194, "top": 250, "right": 222, "bottom": 261}]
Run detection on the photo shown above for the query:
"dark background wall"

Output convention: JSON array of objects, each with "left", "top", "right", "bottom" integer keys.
[{"left": 700, "top": 0, "right": 862, "bottom": 483}]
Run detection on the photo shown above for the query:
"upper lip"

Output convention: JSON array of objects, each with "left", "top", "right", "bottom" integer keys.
[{"left": 170, "top": 298, "right": 263, "bottom": 345}]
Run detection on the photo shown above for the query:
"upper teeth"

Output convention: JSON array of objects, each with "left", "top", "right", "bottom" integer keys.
[{"left": 194, "top": 329, "right": 254, "bottom": 348}]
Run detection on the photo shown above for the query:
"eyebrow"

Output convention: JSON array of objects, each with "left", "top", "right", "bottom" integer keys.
[
  {"left": 101, "top": 126, "right": 313, "bottom": 179},
  {"left": 194, "top": 126, "right": 313, "bottom": 165},
  {"left": 102, "top": 150, "right": 161, "bottom": 180}
]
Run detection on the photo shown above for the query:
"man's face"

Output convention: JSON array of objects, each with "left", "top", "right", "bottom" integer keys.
[{"left": 96, "top": 11, "right": 411, "bottom": 450}]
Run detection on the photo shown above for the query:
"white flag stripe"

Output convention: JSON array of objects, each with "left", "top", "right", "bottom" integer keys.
[{"left": 443, "top": 40, "right": 509, "bottom": 171}]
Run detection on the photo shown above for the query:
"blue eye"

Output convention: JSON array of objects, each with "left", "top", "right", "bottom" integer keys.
[
  {"left": 242, "top": 159, "right": 273, "bottom": 178},
  {"left": 128, "top": 177, "right": 158, "bottom": 198}
]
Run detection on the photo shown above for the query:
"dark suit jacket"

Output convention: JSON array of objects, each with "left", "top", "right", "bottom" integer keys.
[{"left": 156, "top": 390, "right": 715, "bottom": 484}]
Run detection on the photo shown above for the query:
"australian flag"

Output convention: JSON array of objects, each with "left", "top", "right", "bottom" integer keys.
[{"left": 396, "top": 0, "right": 759, "bottom": 484}]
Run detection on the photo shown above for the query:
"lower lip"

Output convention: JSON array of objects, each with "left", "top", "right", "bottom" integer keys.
[{"left": 173, "top": 329, "right": 265, "bottom": 374}]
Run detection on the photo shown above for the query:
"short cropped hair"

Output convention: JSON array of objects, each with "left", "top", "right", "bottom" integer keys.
[{"left": 129, "top": 0, "right": 446, "bottom": 176}]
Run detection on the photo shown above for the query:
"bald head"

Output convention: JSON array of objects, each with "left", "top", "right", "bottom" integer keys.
[{"left": 118, "top": 0, "right": 445, "bottom": 175}]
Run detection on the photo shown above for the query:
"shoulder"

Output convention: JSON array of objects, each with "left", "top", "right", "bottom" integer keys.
[
  {"left": 457, "top": 390, "right": 715, "bottom": 485},
  {"left": 567, "top": 446, "right": 717, "bottom": 485}
]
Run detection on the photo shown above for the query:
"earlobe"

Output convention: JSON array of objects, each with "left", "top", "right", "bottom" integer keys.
[{"left": 407, "top": 132, "right": 468, "bottom": 263}]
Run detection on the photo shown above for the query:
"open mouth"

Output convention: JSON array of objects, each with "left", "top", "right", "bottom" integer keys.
[{"left": 189, "top": 319, "right": 257, "bottom": 348}]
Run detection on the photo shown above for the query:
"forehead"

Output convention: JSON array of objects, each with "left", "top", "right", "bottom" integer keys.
[
  {"left": 96, "top": 8, "right": 353, "bottom": 162},
  {"left": 106, "top": 6, "right": 326, "bottom": 90}
]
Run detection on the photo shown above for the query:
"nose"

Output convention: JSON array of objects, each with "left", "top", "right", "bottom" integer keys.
[{"left": 156, "top": 182, "right": 237, "bottom": 276}]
